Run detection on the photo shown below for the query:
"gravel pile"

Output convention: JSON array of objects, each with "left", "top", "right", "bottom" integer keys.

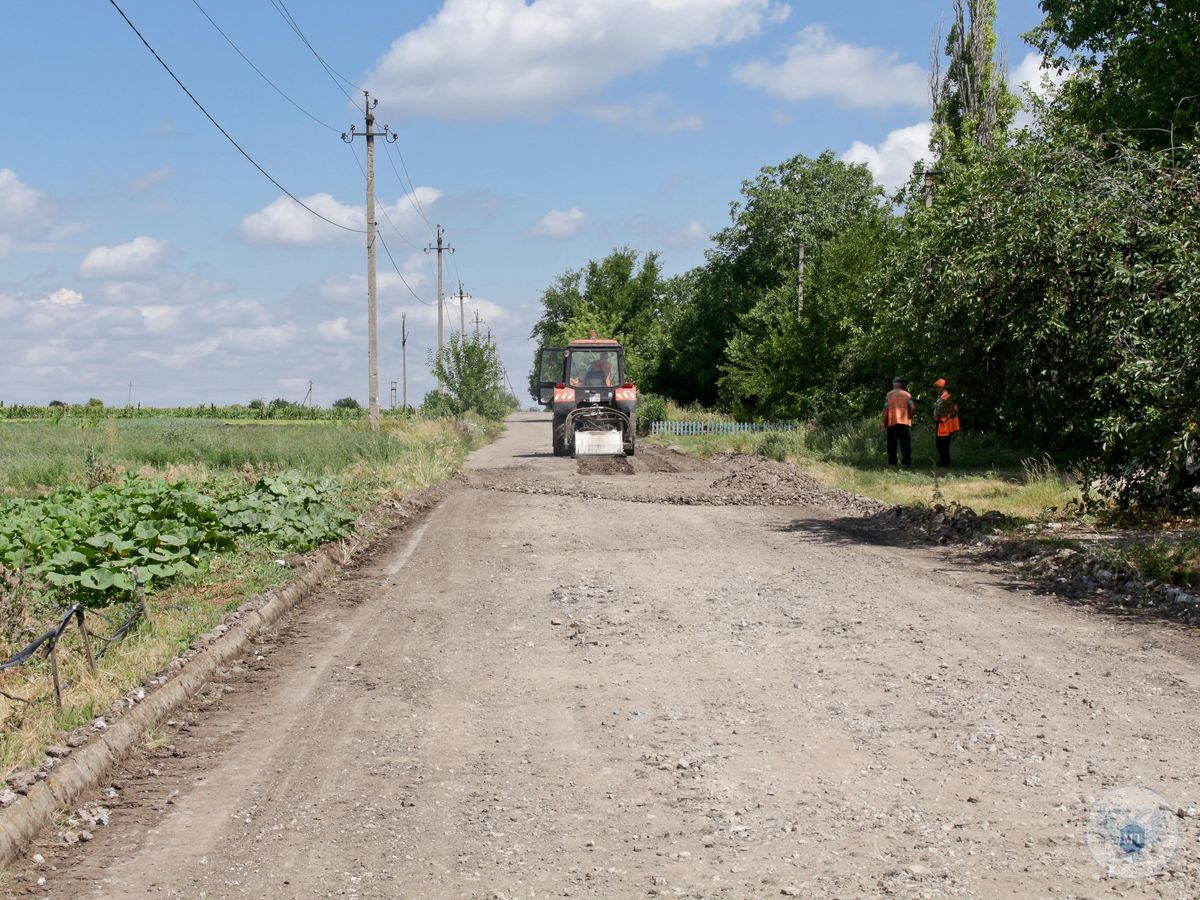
[
  {"left": 882, "top": 502, "right": 1006, "bottom": 543},
  {"left": 1001, "top": 544, "right": 1200, "bottom": 624},
  {"left": 707, "top": 452, "right": 884, "bottom": 512}
]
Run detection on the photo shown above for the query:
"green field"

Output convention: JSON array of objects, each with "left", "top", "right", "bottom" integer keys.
[{"left": 0, "top": 414, "right": 498, "bottom": 776}]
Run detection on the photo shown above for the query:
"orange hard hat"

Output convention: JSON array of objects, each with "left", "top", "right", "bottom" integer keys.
[{"left": 934, "top": 378, "right": 947, "bottom": 388}]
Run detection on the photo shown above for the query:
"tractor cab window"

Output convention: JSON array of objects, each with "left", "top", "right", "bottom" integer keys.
[{"left": 569, "top": 350, "right": 619, "bottom": 387}]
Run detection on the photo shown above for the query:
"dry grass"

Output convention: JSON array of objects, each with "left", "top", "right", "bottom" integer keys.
[
  {"left": 803, "top": 459, "right": 1081, "bottom": 520},
  {"left": 0, "top": 551, "right": 291, "bottom": 776}
]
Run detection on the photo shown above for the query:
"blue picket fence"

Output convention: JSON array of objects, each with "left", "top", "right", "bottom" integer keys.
[{"left": 649, "top": 420, "right": 801, "bottom": 436}]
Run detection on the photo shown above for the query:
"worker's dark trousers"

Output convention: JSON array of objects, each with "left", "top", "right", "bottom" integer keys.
[
  {"left": 887, "top": 425, "right": 912, "bottom": 468},
  {"left": 936, "top": 434, "right": 953, "bottom": 467}
]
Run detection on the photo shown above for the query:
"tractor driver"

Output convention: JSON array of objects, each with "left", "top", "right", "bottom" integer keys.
[{"left": 581, "top": 354, "right": 614, "bottom": 387}]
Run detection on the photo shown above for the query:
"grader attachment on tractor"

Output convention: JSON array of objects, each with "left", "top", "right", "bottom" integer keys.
[{"left": 536, "top": 336, "right": 637, "bottom": 458}]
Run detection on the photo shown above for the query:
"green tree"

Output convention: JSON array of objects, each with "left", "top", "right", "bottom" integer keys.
[
  {"left": 430, "top": 333, "right": 511, "bottom": 420},
  {"left": 529, "top": 248, "right": 674, "bottom": 399},
  {"left": 930, "top": 0, "right": 1019, "bottom": 158},
  {"left": 719, "top": 214, "right": 898, "bottom": 420},
  {"left": 1028, "top": 0, "right": 1200, "bottom": 150},
  {"left": 863, "top": 118, "right": 1200, "bottom": 513},
  {"left": 689, "top": 151, "right": 886, "bottom": 415},
  {"left": 331, "top": 397, "right": 361, "bottom": 410}
]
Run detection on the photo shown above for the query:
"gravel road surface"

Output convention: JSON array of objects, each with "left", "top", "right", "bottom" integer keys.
[{"left": 8, "top": 414, "right": 1199, "bottom": 898}]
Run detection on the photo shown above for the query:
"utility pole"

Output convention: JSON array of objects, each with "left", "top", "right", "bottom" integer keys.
[
  {"left": 456, "top": 281, "right": 468, "bottom": 336},
  {"left": 473, "top": 309, "right": 482, "bottom": 337},
  {"left": 127, "top": 382, "right": 132, "bottom": 408},
  {"left": 797, "top": 244, "right": 806, "bottom": 315},
  {"left": 424, "top": 225, "right": 454, "bottom": 391},
  {"left": 343, "top": 91, "right": 396, "bottom": 430},
  {"left": 400, "top": 312, "right": 408, "bottom": 409},
  {"left": 389, "top": 381, "right": 397, "bottom": 409},
  {"left": 923, "top": 170, "right": 940, "bottom": 208}
]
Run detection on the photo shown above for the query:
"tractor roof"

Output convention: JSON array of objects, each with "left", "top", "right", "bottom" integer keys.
[{"left": 568, "top": 338, "right": 621, "bottom": 348}]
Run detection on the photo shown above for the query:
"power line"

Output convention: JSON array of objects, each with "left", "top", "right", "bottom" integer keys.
[
  {"left": 190, "top": 0, "right": 340, "bottom": 133},
  {"left": 383, "top": 140, "right": 435, "bottom": 234},
  {"left": 374, "top": 229, "right": 436, "bottom": 307},
  {"left": 107, "top": 0, "right": 365, "bottom": 235},
  {"left": 347, "top": 143, "right": 428, "bottom": 257},
  {"left": 268, "top": 0, "right": 359, "bottom": 103}
]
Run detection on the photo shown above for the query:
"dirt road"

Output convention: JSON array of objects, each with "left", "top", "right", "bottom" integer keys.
[{"left": 9, "top": 414, "right": 1200, "bottom": 897}]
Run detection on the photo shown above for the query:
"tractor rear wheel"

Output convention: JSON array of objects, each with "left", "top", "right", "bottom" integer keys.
[{"left": 552, "top": 417, "right": 569, "bottom": 456}]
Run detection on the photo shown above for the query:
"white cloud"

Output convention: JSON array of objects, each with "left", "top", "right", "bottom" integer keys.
[
  {"left": 384, "top": 295, "right": 508, "bottom": 329},
  {"left": 0, "top": 169, "right": 79, "bottom": 254},
  {"left": 1010, "top": 52, "right": 1068, "bottom": 100},
  {"left": 586, "top": 93, "right": 703, "bottom": 133},
  {"left": 223, "top": 324, "right": 298, "bottom": 350},
  {"left": 317, "top": 265, "right": 433, "bottom": 307},
  {"left": 23, "top": 340, "right": 90, "bottom": 366},
  {"left": 240, "top": 187, "right": 442, "bottom": 246},
  {"left": 47, "top": 288, "right": 84, "bottom": 307},
  {"left": 136, "top": 305, "right": 182, "bottom": 333},
  {"left": 0, "top": 168, "right": 41, "bottom": 229},
  {"left": 137, "top": 336, "right": 222, "bottom": 368},
  {"left": 529, "top": 206, "right": 588, "bottom": 239},
  {"left": 316, "top": 317, "right": 354, "bottom": 342},
  {"left": 1009, "top": 52, "right": 1071, "bottom": 130},
  {"left": 365, "top": 0, "right": 790, "bottom": 120},
  {"left": 79, "top": 236, "right": 171, "bottom": 280},
  {"left": 842, "top": 121, "right": 933, "bottom": 192},
  {"left": 735, "top": 24, "right": 927, "bottom": 110},
  {"left": 128, "top": 166, "right": 174, "bottom": 193},
  {"left": 673, "top": 219, "right": 707, "bottom": 246},
  {"left": 96, "top": 272, "right": 234, "bottom": 307}
]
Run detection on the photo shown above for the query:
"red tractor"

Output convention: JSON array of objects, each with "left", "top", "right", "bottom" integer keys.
[{"left": 536, "top": 336, "right": 637, "bottom": 457}]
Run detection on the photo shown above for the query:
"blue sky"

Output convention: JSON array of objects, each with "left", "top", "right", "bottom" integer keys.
[{"left": 0, "top": 0, "right": 1045, "bottom": 407}]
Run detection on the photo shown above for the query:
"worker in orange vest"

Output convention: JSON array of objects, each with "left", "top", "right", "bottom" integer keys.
[
  {"left": 933, "top": 377, "right": 961, "bottom": 467},
  {"left": 883, "top": 376, "right": 915, "bottom": 468}
]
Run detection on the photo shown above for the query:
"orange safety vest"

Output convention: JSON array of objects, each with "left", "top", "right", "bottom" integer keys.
[
  {"left": 884, "top": 388, "right": 913, "bottom": 427},
  {"left": 936, "top": 391, "right": 961, "bottom": 437}
]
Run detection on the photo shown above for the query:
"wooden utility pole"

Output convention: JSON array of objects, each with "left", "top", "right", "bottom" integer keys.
[
  {"left": 456, "top": 281, "right": 468, "bottom": 336},
  {"left": 797, "top": 244, "right": 806, "bottom": 315},
  {"left": 473, "top": 309, "right": 482, "bottom": 337},
  {"left": 343, "top": 91, "right": 396, "bottom": 430},
  {"left": 401, "top": 312, "right": 409, "bottom": 409},
  {"left": 424, "top": 225, "right": 454, "bottom": 391}
]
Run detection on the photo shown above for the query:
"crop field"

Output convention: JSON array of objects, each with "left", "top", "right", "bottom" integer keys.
[{"left": 0, "top": 414, "right": 497, "bottom": 775}]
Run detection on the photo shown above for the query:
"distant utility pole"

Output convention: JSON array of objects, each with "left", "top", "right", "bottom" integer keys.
[
  {"left": 797, "top": 244, "right": 806, "bottom": 315},
  {"left": 343, "top": 91, "right": 396, "bottom": 430},
  {"left": 473, "top": 309, "right": 482, "bottom": 338},
  {"left": 401, "top": 312, "right": 409, "bottom": 409},
  {"left": 301, "top": 380, "right": 313, "bottom": 408},
  {"left": 424, "top": 225, "right": 454, "bottom": 391},
  {"left": 389, "top": 380, "right": 397, "bottom": 410},
  {"left": 455, "top": 281, "right": 470, "bottom": 336},
  {"left": 923, "top": 170, "right": 940, "bottom": 208},
  {"left": 127, "top": 382, "right": 132, "bottom": 408}
]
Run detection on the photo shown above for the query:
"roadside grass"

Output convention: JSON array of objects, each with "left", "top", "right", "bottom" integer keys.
[
  {"left": 651, "top": 418, "right": 1080, "bottom": 521},
  {"left": 1089, "top": 539, "right": 1200, "bottom": 591},
  {"left": 0, "top": 415, "right": 500, "bottom": 778}
]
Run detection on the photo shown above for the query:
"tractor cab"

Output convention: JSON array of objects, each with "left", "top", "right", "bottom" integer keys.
[{"left": 536, "top": 340, "right": 625, "bottom": 402}]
